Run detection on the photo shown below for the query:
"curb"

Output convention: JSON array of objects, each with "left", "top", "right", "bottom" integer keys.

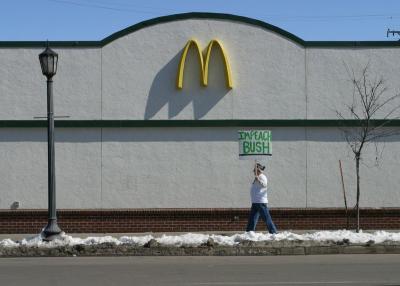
[{"left": 1, "top": 242, "right": 400, "bottom": 257}]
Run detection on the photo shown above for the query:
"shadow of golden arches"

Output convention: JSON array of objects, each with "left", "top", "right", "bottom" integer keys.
[{"left": 176, "top": 39, "right": 233, "bottom": 89}]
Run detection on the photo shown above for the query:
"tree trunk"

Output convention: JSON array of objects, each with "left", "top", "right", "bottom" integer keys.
[
  {"left": 356, "top": 154, "right": 360, "bottom": 233},
  {"left": 339, "top": 160, "right": 349, "bottom": 229}
]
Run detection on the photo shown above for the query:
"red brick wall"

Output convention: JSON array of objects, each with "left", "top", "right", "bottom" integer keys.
[{"left": 0, "top": 208, "right": 399, "bottom": 234}]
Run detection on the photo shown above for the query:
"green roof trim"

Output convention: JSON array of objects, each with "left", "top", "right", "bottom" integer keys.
[
  {"left": 0, "top": 12, "right": 399, "bottom": 48},
  {"left": 1, "top": 119, "right": 400, "bottom": 128}
]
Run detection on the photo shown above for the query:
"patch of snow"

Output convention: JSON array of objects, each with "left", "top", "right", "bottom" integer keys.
[
  {"left": 1, "top": 230, "right": 400, "bottom": 248},
  {"left": 156, "top": 233, "right": 210, "bottom": 247},
  {"left": 119, "top": 235, "right": 153, "bottom": 246},
  {"left": 0, "top": 238, "right": 18, "bottom": 247}
]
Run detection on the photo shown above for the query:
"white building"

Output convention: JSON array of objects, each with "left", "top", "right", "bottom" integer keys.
[{"left": 1, "top": 13, "right": 399, "bottom": 232}]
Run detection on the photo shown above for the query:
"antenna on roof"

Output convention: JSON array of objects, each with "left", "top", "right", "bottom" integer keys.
[{"left": 387, "top": 28, "right": 400, "bottom": 40}]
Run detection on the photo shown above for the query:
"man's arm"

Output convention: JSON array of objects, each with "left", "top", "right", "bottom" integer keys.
[{"left": 256, "top": 174, "right": 268, "bottom": 188}]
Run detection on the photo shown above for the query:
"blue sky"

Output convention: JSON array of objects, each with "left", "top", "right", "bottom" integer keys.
[{"left": 1, "top": 0, "right": 400, "bottom": 41}]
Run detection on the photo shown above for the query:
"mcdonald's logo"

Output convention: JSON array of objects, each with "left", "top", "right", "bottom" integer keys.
[{"left": 176, "top": 39, "right": 233, "bottom": 89}]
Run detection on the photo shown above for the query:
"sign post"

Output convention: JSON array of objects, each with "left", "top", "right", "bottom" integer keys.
[{"left": 238, "top": 130, "right": 272, "bottom": 160}]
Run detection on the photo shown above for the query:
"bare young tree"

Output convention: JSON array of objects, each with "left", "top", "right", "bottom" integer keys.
[{"left": 337, "top": 64, "right": 400, "bottom": 232}]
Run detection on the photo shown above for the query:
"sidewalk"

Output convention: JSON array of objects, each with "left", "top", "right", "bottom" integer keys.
[
  {"left": 1, "top": 230, "right": 400, "bottom": 257},
  {"left": 1, "top": 229, "right": 400, "bottom": 241},
  {"left": 0, "top": 231, "right": 283, "bottom": 241}
]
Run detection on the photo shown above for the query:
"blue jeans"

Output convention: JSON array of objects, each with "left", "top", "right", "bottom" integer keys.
[{"left": 246, "top": 203, "right": 277, "bottom": 234}]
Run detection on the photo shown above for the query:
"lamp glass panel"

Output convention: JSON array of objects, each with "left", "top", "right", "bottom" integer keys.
[
  {"left": 53, "top": 55, "right": 58, "bottom": 74},
  {"left": 40, "top": 55, "right": 49, "bottom": 75},
  {"left": 47, "top": 56, "right": 54, "bottom": 75}
]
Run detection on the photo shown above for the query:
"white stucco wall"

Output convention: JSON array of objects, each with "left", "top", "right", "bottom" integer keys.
[
  {"left": 0, "top": 48, "right": 101, "bottom": 120},
  {"left": 1, "top": 126, "right": 399, "bottom": 209},
  {"left": 101, "top": 20, "right": 306, "bottom": 120},
  {"left": 307, "top": 48, "right": 400, "bottom": 119},
  {"left": 1, "top": 16, "right": 399, "bottom": 209}
]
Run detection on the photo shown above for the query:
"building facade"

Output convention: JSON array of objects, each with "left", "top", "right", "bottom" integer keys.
[{"left": 1, "top": 13, "right": 400, "bottom": 233}]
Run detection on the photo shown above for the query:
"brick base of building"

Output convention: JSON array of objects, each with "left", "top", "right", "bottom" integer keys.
[{"left": 1, "top": 208, "right": 399, "bottom": 234}]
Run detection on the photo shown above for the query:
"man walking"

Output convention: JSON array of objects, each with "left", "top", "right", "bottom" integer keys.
[{"left": 246, "top": 163, "right": 277, "bottom": 234}]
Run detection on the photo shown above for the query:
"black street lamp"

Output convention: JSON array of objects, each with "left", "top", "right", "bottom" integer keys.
[{"left": 39, "top": 44, "right": 62, "bottom": 241}]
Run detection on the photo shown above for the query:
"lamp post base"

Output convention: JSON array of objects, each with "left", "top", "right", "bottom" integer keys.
[{"left": 42, "top": 219, "right": 62, "bottom": 241}]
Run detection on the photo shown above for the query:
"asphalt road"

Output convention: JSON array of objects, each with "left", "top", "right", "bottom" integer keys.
[{"left": 0, "top": 255, "right": 400, "bottom": 286}]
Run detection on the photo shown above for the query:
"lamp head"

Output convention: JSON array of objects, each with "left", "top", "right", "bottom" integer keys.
[{"left": 39, "top": 43, "right": 58, "bottom": 79}]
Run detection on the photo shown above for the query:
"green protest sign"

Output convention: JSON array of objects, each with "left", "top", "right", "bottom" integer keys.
[{"left": 238, "top": 130, "right": 272, "bottom": 159}]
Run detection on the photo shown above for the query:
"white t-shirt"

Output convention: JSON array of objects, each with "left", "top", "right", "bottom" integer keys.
[{"left": 250, "top": 173, "right": 268, "bottom": 203}]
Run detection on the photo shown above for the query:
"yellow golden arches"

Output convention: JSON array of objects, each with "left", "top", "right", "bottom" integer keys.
[
  {"left": 176, "top": 39, "right": 233, "bottom": 89},
  {"left": 204, "top": 40, "right": 233, "bottom": 89},
  {"left": 176, "top": 39, "right": 205, "bottom": 88}
]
